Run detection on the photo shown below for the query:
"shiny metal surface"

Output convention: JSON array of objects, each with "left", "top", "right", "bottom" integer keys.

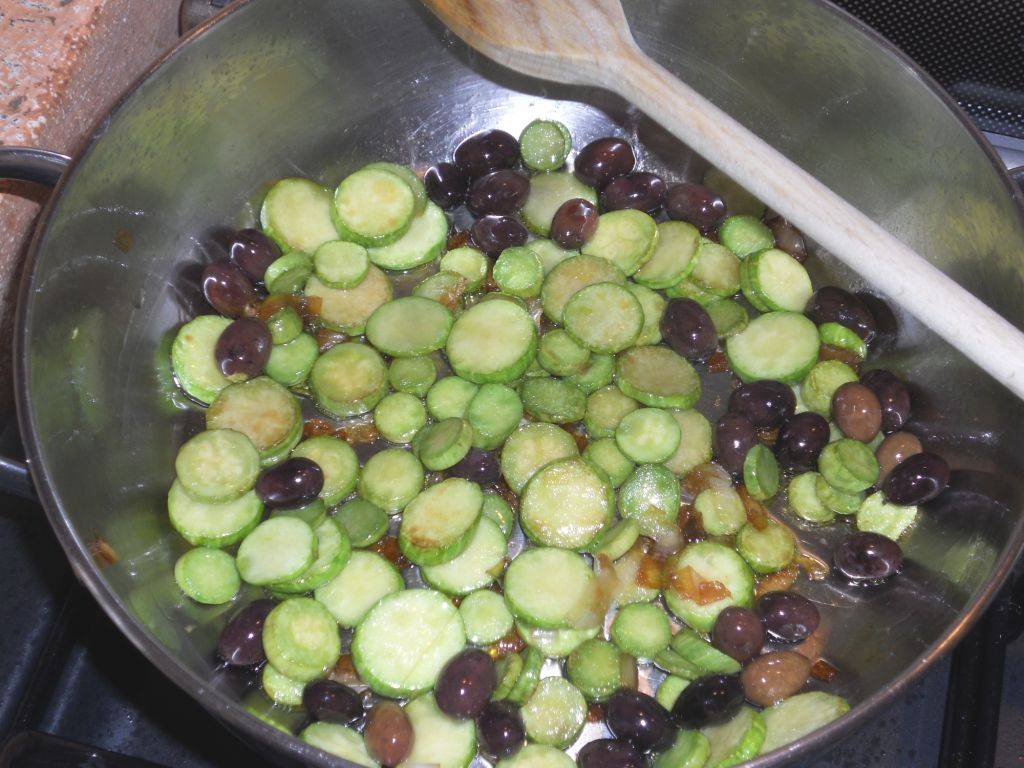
[
  {"left": 11, "top": 0, "right": 1024, "bottom": 766},
  {"left": 0, "top": 148, "right": 71, "bottom": 187}
]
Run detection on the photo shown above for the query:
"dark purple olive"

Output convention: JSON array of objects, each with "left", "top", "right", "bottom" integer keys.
[
  {"left": 425, "top": 162, "right": 469, "bottom": 210},
  {"left": 255, "top": 457, "right": 324, "bottom": 509},
  {"left": 201, "top": 262, "right": 257, "bottom": 317},
  {"left": 217, "top": 599, "right": 275, "bottom": 666},
  {"left": 860, "top": 369, "right": 912, "bottom": 434},
  {"left": 447, "top": 448, "right": 500, "bottom": 486},
  {"left": 882, "top": 451, "right": 949, "bottom": 505},
  {"left": 757, "top": 591, "right": 820, "bottom": 643},
  {"left": 477, "top": 701, "right": 526, "bottom": 759},
  {"left": 670, "top": 674, "right": 744, "bottom": 729},
  {"left": 714, "top": 413, "right": 757, "bottom": 476},
  {"left": 728, "top": 380, "right": 796, "bottom": 429},
  {"left": 467, "top": 169, "right": 530, "bottom": 216},
  {"left": 660, "top": 298, "right": 717, "bottom": 362},
  {"left": 834, "top": 531, "right": 903, "bottom": 583},
  {"left": 775, "top": 412, "right": 830, "bottom": 471},
  {"left": 471, "top": 215, "right": 529, "bottom": 256},
  {"left": 711, "top": 606, "right": 765, "bottom": 662},
  {"left": 228, "top": 228, "right": 281, "bottom": 283},
  {"left": 766, "top": 217, "right": 807, "bottom": 263},
  {"left": 856, "top": 291, "right": 899, "bottom": 352},
  {"left": 214, "top": 318, "right": 271, "bottom": 378},
  {"left": 303, "top": 679, "right": 364, "bottom": 725},
  {"left": 364, "top": 701, "right": 414, "bottom": 767},
  {"left": 599, "top": 172, "right": 666, "bottom": 214},
  {"left": 454, "top": 129, "right": 520, "bottom": 179},
  {"left": 805, "top": 286, "right": 876, "bottom": 343},
  {"left": 665, "top": 182, "right": 727, "bottom": 235},
  {"left": 605, "top": 689, "right": 675, "bottom": 752},
  {"left": 550, "top": 198, "right": 599, "bottom": 250},
  {"left": 435, "top": 648, "right": 497, "bottom": 719},
  {"left": 576, "top": 738, "right": 645, "bottom": 768},
  {"left": 574, "top": 137, "right": 636, "bottom": 188}
]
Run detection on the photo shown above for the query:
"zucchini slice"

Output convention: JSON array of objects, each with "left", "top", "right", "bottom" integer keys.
[
  {"left": 260, "top": 178, "right": 338, "bottom": 253},
  {"left": 335, "top": 499, "right": 389, "bottom": 548},
  {"left": 313, "top": 240, "right": 369, "bottom": 289},
  {"left": 446, "top": 299, "right": 537, "bottom": 384},
  {"left": 583, "top": 438, "right": 636, "bottom": 489},
  {"left": 736, "top": 520, "right": 797, "bottom": 574},
  {"left": 374, "top": 392, "right": 427, "bottom": 444},
  {"left": 310, "top": 342, "right": 388, "bottom": 419},
  {"left": 802, "top": 360, "right": 859, "bottom": 416},
  {"left": 856, "top": 491, "right": 918, "bottom": 540},
  {"left": 482, "top": 491, "right": 516, "bottom": 539},
  {"left": 366, "top": 201, "right": 448, "bottom": 270},
  {"left": 589, "top": 517, "right": 641, "bottom": 559},
  {"left": 627, "top": 282, "right": 666, "bottom": 346},
  {"left": 610, "top": 602, "right": 672, "bottom": 659},
  {"left": 706, "top": 299, "right": 749, "bottom": 339},
  {"left": 663, "top": 541, "right": 755, "bottom": 632},
  {"left": 520, "top": 677, "right": 587, "bottom": 748},
  {"left": 263, "top": 597, "right": 342, "bottom": 682},
  {"left": 305, "top": 266, "right": 393, "bottom": 335},
  {"left": 670, "top": 628, "right": 741, "bottom": 674},
  {"left": 332, "top": 167, "right": 415, "bottom": 247},
  {"left": 540, "top": 253, "right": 625, "bottom": 323},
  {"left": 819, "top": 438, "right": 879, "bottom": 493},
  {"left": 414, "top": 417, "right": 474, "bottom": 471},
  {"left": 366, "top": 296, "right": 453, "bottom": 358},
  {"left": 700, "top": 705, "right": 766, "bottom": 767},
  {"left": 760, "top": 692, "right": 850, "bottom": 754},
  {"left": 615, "top": 346, "right": 701, "bottom": 409},
  {"left": 496, "top": 744, "right": 575, "bottom": 768},
  {"left": 503, "top": 547, "right": 598, "bottom": 630},
  {"left": 236, "top": 516, "right": 316, "bottom": 586},
  {"left": 301, "top": 722, "right": 376, "bottom": 767},
  {"left": 517, "top": 622, "right": 599, "bottom": 659},
  {"left": 787, "top": 471, "right": 835, "bottom": 523},
  {"left": 655, "top": 730, "right": 712, "bottom": 768},
  {"left": 174, "top": 428, "right": 260, "bottom": 503},
  {"left": 563, "top": 282, "right": 644, "bottom": 354},
  {"left": 352, "top": 588, "right": 466, "bottom": 697},
  {"left": 290, "top": 435, "right": 360, "bottom": 506},
  {"left": 538, "top": 329, "right": 591, "bottom": 377},
  {"left": 262, "top": 664, "right": 304, "bottom": 707},
  {"left": 427, "top": 376, "right": 479, "bottom": 421},
  {"left": 739, "top": 247, "right": 812, "bottom": 312},
  {"left": 174, "top": 547, "right": 239, "bottom": 605},
  {"left": 663, "top": 409, "right": 713, "bottom": 476},
  {"left": 689, "top": 239, "right": 740, "bottom": 297},
  {"left": 167, "top": 479, "right": 261, "bottom": 547},
  {"left": 521, "top": 377, "right": 587, "bottom": 424},
  {"left": 440, "top": 246, "right": 489, "bottom": 291},
  {"left": 520, "top": 119, "right": 572, "bottom": 172},
  {"left": 207, "top": 376, "right": 302, "bottom": 464},
  {"left": 528, "top": 238, "right": 579, "bottom": 275},
  {"left": 695, "top": 486, "right": 747, "bottom": 536},
  {"left": 265, "top": 252, "right": 314, "bottom": 295},
  {"left": 522, "top": 171, "right": 598, "bottom": 236},
  {"left": 520, "top": 457, "right": 613, "bottom": 550},
  {"left": 389, "top": 355, "right": 437, "bottom": 397},
  {"left": 358, "top": 447, "right": 424, "bottom": 513},
  {"left": 565, "top": 352, "right": 615, "bottom": 394},
  {"left": 467, "top": 383, "right": 523, "bottom": 450},
  {"left": 505, "top": 647, "right": 545, "bottom": 704},
  {"left": 500, "top": 422, "right": 579, "bottom": 494},
  {"left": 398, "top": 478, "right": 483, "bottom": 566},
  {"left": 363, "top": 161, "right": 428, "bottom": 215},
  {"left": 566, "top": 638, "right": 625, "bottom": 702},
  {"left": 617, "top": 462, "right": 681, "bottom": 536},
  {"left": 421, "top": 516, "right": 507, "bottom": 595},
  {"left": 581, "top": 209, "right": 659, "bottom": 276},
  {"left": 401, "top": 693, "right": 477, "bottom": 768},
  {"left": 171, "top": 316, "right": 232, "bottom": 405},
  {"left": 634, "top": 220, "right": 700, "bottom": 288},
  {"left": 615, "top": 408, "right": 682, "bottom": 463},
  {"left": 494, "top": 246, "right": 544, "bottom": 298},
  {"left": 725, "top": 311, "right": 820, "bottom": 384},
  {"left": 655, "top": 676, "right": 692, "bottom": 714},
  {"left": 314, "top": 550, "right": 404, "bottom": 627},
  {"left": 271, "top": 518, "right": 352, "bottom": 594},
  {"left": 585, "top": 385, "right": 639, "bottom": 438},
  {"left": 265, "top": 333, "right": 318, "bottom": 387},
  {"left": 459, "top": 589, "right": 514, "bottom": 644},
  {"left": 717, "top": 214, "right": 774, "bottom": 258}
]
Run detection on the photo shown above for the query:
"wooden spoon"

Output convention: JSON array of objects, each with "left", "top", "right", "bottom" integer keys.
[{"left": 423, "top": 0, "right": 1024, "bottom": 398}]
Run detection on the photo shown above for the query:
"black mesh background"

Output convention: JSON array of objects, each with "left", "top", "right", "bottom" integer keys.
[{"left": 834, "top": 0, "right": 1024, "bottom": 139}]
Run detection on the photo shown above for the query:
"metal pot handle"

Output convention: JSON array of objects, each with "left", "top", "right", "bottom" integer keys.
[{"left": 0, "top": 146, "right": 72, "bottom": 500}]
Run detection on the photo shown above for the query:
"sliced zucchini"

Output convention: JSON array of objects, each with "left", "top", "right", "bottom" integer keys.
[
  {"left": 352, "top": 588, "right": 466, "bottom": 697},
  {"left": 627, "top": 282, "right": 666, "bottom": 346},
  {"left": 819, "top": 321, "right": 868, "bottom": 360},
  {"left": 467, "top": 383, "right": 523, "bottom": 450},
  {"left": 589, "top": 519, "right": 641, "bottom": 562},
  {"left": 503, "top": 547, "right": 598, "bottom": 629},
  {"left": 174, "top": 428, "right": 260, "bottom": 503},
  {"left": 611, "top": 602, "right": 672, "bottom": 659},
  {"left": 500, "top": 422, "right": 578, "bottom": 494},
  {"left": 496, "top": 744, "right": 575, "bottom": 768},
  {"left": 305, "top": 266, "right": 393, "bottom": 335},
  {"left": 412, "top": 270, "right": 467, "bottom": 305},
  {"left": 583, "top": 438, "right": 635, "bottom": 489},
  {"left": 564, "top": 282, "right": 644, "bottom": 353},
  {"left": 689, "top": 239, "right": 741, "bottom": 297},
  {"left": 459, "top": 588, "right": 514, "bottom": 645},
  {"left": 736, "top": 521, "right": 797, "bottom": 574},
  {"left": 494, "top": 246, "right": 544, "bottom": 298},
  {"left": 272, "top": 518, "right": 352, "bottom": 594},
  {"left": 655, "top": 678, "right": 694, "bottom": 716},
  {"left": 267, "top": 305, "right": 302, "bottom": 345},
  {"left": 265, "top": 252, "right": 314, "bottom": 295},
  {"left": 581, "top": 209, "right": 659, "bottom": 276},
  {"left": 291, "top": 436, "right": 359, "bottom": 506},
  {"left": 398, "top": 478, "right": 483, "bottom": 566},
  {"left": 618, "top": 463, "right": 682, "bottom": 536},
  {"left": 505, "top": 646, "right": 545, "bottom": 704},
  {"left": 520, "top": 457, "right": 613, "bottom": 549},
  {"left": 666, "top": 276, "right": 720, "bottom": 306},
  {"left": 313, "top": 240, "right": 369, "bottom": 289},
  {"left": 207, "top": 376, "right": 302, "bottom": 463},
  {"left": 521, "top": 377, "right": 587, "bottom": 424},
  {"left": 663, "top": 541, "right": 755, "bottom": 632},
  {"left": 540, "top": 253, "right": 625, "bottom": 323},
  {"left": 522, "top": 171, "right": 597, "bottom": 236},
  {"left": 663, "top": 409, "right": 714, "bottom": 476},
  {"left": 705, "top": 299, "right": 749, "bottom": 339},
  {"left": 819, "top": 438, "right": 879, "bottom": 493},
  {"left": 366, "top": 296, "right": 453, "bottom": 357},
  {"left": 414, "top": 417, "right": 474, "bottom": 471},
  {"left": 701, "top": 705, "right": 766, "bottom": 767},
  {"left": 740, "top": 247, "right": 812, "bottom": 313},
  {"left": 366, "top": 201, "right": 448, "bottom": 270},
  {"left": 528, "top": 238, "right": 579, "bottom": 275},
  {"left": 374, "top": 392, "right": 427, "bottom": 444},
  {"left": 358, "top": 447, "right": 424, "bottom": 513},
  {"left": 760, "top": 692, "right": 850, "bottom": 754},
  {"left": 517, "top": 622, "right": 599, "bottom": 659},
  {"left": 389, "top": 355, "right": 437, "bottom": 397},
  {"left": 787, "top": 471, "right": 834, "bottom": 523},
  {"left": 401, "top": 693, "right": 477, "bottom": 768},
  {"left": 670, "top": 629, "right": 741, "bottom": 674},
  {"left": 520, "top": 119, "right": 572, "bottom": 172},
  {"left": 802, "top": 360, "right": 858, "bottom": 416},
  {"left": 615, "top": 408, "right": 682, "bottom": 463},
  {"left": 171, "top": 316, "right": 232, "bottom": 405},
  {"left": 538, "top": 329, "right": 591, "bottom": 377},
  {"left": 314, "top": 550, "right": 404, "bottom": 627},
  {"left": 266, "top": 333, "right": 318, "bottom": 387},
  {"left": 263, "top": 597, "right": 342, "bottom": 682},
  {"left": 336, "top": 498, "right": 389, "bottom": 548},
  {"left": 566, "top": 638, "right": 624, "bottom": 702},
  {"left": 236, "top": 516, "right": 316, "bottom": 586},
  {"left": 439, "top": 246, "right": 488, "bottom": 291},
  {"left": 634, "top": 220, "right": 700, "bottom": 288},
  {"left": 260, "top": 178, "right": 338, "bottom": 253},
  {"left": 167, "top": 480, "right": 261, "bottom": 547},
  {"left": 332, "top": 167, "right": 415, "bottom": 247},
  {"left": 446, "top": 299, "right": 537, "bottom": 384},
  {"left": 427, "top": 375, "right": 479, "bottom": 421},
  {"left": 301, "top": 722, "right": 376, "bottom": 767},
  {"left": 566, "top": 352, "right": 615, "bottom": 394},
  {"left": 421, "top": 516, "right": 507, "bottom": 595},
  {"left": 717, "top": 215, "right": 774, "bottom": 258},
  {"left": 521, "top": 677, "right": 587, "bottom": 748},
  {"left": 174, "top": 547, "right": 239, "bottom": 605},
  {"left": 816, "top": 474, "right": 864, "bottom": 515},
  {"left": 694, "top": 486, "right": 746, "bottom": 536},
  {"left": 262, "top": 663, "right": 305, "bottom": 707},
  {"left": 310, "top": 342, "right": 388, "bottom": 419},
  {"left": 615, "top": 346, "right": 701, "bottom": 409},
  {"left": 743, "top": 443, "right": 780, "bottom": 501},
  {"left": 585, "top": 385, "right": 639, "bottom": 439},
  {"left": 725, "top": 311, "right": 820, "bottom": 384},
  {"left": 857, "top": 491, "right": 918, "bottom": 540}
]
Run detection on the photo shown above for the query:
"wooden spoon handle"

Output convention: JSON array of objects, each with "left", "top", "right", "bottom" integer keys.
[{"left": 610, "top": 50, "right": 1024, "bottom": 397}]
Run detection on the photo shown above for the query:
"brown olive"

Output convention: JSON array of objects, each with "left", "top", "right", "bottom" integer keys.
[
  {"left": 364, "top": 701, "right": 414, "bottom": 767},
  {"left": 875, "top": 431, "right": 923, "bottom": 484},
  {"left": 831, "top": 382, "right": 882, "bottom": 442},
  {"left": 740, "top": 651, "right": 811, "bottom": 707}
]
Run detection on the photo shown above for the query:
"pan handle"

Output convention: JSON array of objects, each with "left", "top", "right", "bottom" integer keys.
[{"left": 0, "top": 146, "right": 71, "bottom": 500}]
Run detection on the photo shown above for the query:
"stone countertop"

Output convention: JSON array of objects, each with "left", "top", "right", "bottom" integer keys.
[{"left": 0, "top": 0, "right": 180, "bottom": 407}]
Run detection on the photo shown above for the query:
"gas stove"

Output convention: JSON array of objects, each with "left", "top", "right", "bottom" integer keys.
[{"left": 1, "top": 2, "right": 1023, "bottom": 767}]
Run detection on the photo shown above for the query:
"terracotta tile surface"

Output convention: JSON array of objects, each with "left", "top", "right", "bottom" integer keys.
[{"left": 0, "top": 0, "right": 179, "bottom": 407}]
